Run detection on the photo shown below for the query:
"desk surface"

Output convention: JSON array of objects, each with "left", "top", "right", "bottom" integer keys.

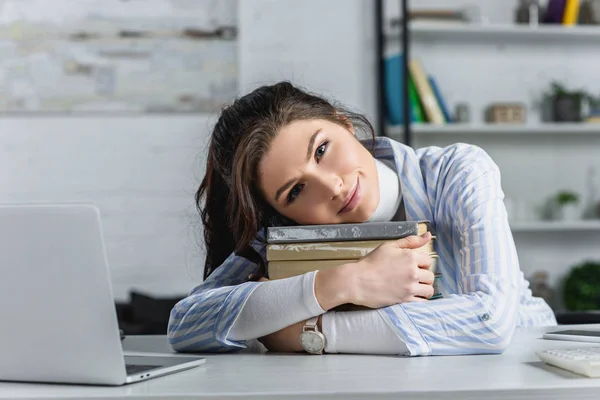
[{"left": 3, "top": 325, "right": 600, "bottom": 400}]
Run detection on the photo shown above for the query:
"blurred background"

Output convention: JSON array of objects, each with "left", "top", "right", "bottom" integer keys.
[{"left": 0, "top": 0, "right": 599, "bottom": 333}]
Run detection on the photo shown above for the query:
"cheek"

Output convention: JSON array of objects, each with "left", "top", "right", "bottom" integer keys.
[
  {"left": 284, "top": 194, "right": 337, "bottom": 225},
  {"left": 329, "top": 142, "right": 361, "bottom": 172}
]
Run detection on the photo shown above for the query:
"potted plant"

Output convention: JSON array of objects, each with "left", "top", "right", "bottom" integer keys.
[
  {"left": 546, "top": 81, "right": 587, "bottom": 122},
  {"left": 554, "top": 190, "right": 581, "bottom": 220},
  {"left": 586, "top": 93, "right": 600, "bottom": 119},
  {"left": 563, "top": 261, "right": 600, "bottom": 311}
]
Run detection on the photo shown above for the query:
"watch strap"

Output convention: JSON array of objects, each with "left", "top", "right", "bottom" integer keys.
[{"left": 303, "top": 316, "right": 319, "bottom": 332}]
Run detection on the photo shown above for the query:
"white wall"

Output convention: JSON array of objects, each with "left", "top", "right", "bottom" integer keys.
[
  {"left": 0, "top": 1, "right": 378, "bottom": 301},
  {"left": 239, "top": 0, "right": 378, "bottom": 124},
  {"left": 0, "top": 116, "right": 214, "bottom": 301},
  {"left": 3, "top": 0, "right": 596, "bottom": 308}
]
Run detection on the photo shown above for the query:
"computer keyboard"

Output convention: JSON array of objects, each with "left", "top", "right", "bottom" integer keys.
[
  {"left": 536, "top": 347, "right": 600, "bottom": 378},
  {"left": 126, "top": 364, "right": 158, "bottom": 375}
]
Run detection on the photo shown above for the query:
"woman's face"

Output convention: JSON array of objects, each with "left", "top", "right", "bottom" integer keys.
[{"left": 258, "top": 118, "right": 380, "bottom": 225}]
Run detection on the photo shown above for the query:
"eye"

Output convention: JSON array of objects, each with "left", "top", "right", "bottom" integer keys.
[
  {"left": 315, "top": 141, "right": 328, "bottom": 160},
  {"left": 287, "top": 183, "right": 304, "bottom": 204}
]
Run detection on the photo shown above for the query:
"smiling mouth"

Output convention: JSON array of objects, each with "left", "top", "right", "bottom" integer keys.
[{"left": 339, "top": 177, "right": 360, "bottom": 214}]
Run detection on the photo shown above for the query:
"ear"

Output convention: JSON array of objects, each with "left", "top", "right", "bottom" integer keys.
[
  {"left": 335, "top": 113, "right": 355, "bottom": 135},
  {"left": 347, "top": 121, "right": 355, "bottom": 136}
]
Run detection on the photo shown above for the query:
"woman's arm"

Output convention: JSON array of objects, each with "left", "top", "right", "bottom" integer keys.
[
  {"left": 259, "top": 308, "right": 410, "bottom": 355},
  {"left": 376, "top": 146, "right": 540, "bottom": 356},
  {"left": 251, "top": 232, "right": 436, "bottom": 353},
  {"left": 244, "top": 273, "right": 409, "bottom": 355},
  {"left": 260, "top": 148, "right": 552, "bottom": 356},
  {"left": 168, "top": 248, "right": 356, "bottom": 353},
  {"left": 169, "top": 218, "right": 432, "bottom": 354},
  {"left": 253, "top": 235, "right": 434, "bottom": 354},
  {"left": 167, "top": 252, "right": 264, "bottom": 353},
  {"left": 227, "top": 270, "right": 334, "bottom": 343}
]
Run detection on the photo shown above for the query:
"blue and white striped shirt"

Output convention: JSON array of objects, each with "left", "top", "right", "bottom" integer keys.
[{"left": 168, "top": 137, "right": 557, "bottom": 355}]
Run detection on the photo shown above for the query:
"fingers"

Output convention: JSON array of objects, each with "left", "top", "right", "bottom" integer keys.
[
  {"left": 414, "top": 251, "right": 433, "bottom": 270},
  {"left": 391, "top": 231, "right": 431, "bottom": 249},
  {"left": 417, "top": 268, "right": 435, "bottom": 285},
  {"left": 411, "top": 296, "right": 429, "bottom": 302},
  {"left": 415, "top": 282, "right": 435, "bottom": 299}
]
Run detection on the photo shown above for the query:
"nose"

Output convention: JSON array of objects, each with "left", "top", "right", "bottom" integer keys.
[{"left": 317, "top": 173, "right": 343, "bottom": 200}]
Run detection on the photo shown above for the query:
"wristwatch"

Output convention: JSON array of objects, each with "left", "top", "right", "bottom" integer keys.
[{"left": 299, "top": 316, "right": 325, "bottom": 355}]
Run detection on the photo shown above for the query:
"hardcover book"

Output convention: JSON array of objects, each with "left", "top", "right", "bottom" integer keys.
[
  {"left": 267, "top": 221, "right": 432, "bottom": 244},
  {"left": 268, "top": 255, "right": 439, "bottom": 280},
  {"left": 267, "top": 237, "right": 435, "bottom": 261}
]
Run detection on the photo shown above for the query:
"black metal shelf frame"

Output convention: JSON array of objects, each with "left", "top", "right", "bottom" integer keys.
[{"left": 375, "top": 0, "right": 411, "bottom": 146}]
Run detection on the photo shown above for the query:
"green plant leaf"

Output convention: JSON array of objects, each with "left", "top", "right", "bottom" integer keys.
[{"left": 563, "top": 261, "right": 600, "bottom": 311}]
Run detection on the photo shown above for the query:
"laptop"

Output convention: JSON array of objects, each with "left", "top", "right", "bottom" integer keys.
[{"left": 0, "top": 203, "right": 205, "bottom": 385}]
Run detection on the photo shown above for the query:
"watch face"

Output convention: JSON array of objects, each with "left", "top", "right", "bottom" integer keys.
[{"left": 300, "top": 331, "right": 324, "bottom": 353}]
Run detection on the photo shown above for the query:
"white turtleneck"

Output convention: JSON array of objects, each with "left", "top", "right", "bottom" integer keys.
[
  {"left": 228, "top": 158, "right": 408, "bottom": 355},
  {"left": 368, "top": 158, "right": 403, "bottom": 223}
]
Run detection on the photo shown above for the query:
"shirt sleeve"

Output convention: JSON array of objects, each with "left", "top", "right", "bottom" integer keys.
[
  {"left": 228, "top": 270, "right": 409, "bottom": 355},
  {"left": 167, "top": 251, "right": 264, "bottom": 353},
  {"left": 322, "top": 310, "right": 409, "bottom": 355},
  {"left": 378, "top": 146, "right": 521, "bottom": 356},
  {"left": 228, "top": 271, "right": 325, "bottom": 341}
]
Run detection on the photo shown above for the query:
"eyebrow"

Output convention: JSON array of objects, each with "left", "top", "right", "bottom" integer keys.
[{"left": 274, "top": 129, "right": 321, "bottom": 203}]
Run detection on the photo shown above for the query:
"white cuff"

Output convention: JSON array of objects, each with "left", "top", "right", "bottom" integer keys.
[{"left": 322, "top": 309, "right": 409, "bottom": 355}]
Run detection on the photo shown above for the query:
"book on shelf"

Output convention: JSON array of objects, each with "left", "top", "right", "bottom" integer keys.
[
  {"left": 408, "top": 74, "right": 426, "bottom": 123},
  {"left": 562, "top": 0, "right": 581, "bottom": 25},
  {"left": 408, "top": 59, "right": 446, "bottom": 125},
  {"left": 544, "top": 0, "right": 586, "bottom": 25},
  {"left": 428, "top": 75, "right": 452, "bottom": 123},
  {"left": 544, "top": 0, "right": 568, "bottom": 23},
  {"left": 266, "top": 220, "right": 443, "bottom": 310},
  {"left": 383, "top": 53, "right": 451, "bottom": 126},
  {"left": 384, "top": 53, "right": 424, "bottom": 125}
]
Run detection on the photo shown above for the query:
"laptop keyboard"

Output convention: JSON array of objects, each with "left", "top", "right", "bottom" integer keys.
[{"left": 126, "top": 364, "right": 159, "bottom": 375}]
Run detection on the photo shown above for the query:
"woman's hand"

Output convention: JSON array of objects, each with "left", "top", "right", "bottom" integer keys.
[
  {"left": 346, "top": 232, "right": 435, "bottom": 308},
  {"left": 313, "top": 232, "right": 434, "bottom": 311}
]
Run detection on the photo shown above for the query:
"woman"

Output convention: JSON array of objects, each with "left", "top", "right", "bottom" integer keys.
[{"left": 168, "top": 82, "right": 556, "bottom": 356}]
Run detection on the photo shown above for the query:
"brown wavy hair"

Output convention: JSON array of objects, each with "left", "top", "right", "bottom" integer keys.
[{"left": 196, "top": 81, "right": 375, "bottom": 279}]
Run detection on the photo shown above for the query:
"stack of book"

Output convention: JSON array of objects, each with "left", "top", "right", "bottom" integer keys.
[
  {"left": 385, "top": 54, "right": 452, "bottom": 126},
  {"left": 266, "top": 221, "right": 442, "bottom": 310}
]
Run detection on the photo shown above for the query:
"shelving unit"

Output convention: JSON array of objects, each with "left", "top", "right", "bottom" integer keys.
[
  {"left": 511, "top": 220, "right": 600, "bottom": 233},
  {"left": 386, "top": 123, "right": 600, "bottom": 138},
  {"left": 375, "top": 3, "right": 600, "bottom": 305},
  {"left": 386, "top": 22, "right": 600, "bottom": 43}
]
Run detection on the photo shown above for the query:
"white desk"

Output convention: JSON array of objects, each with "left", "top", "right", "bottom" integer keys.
[{"left": 2, "top": 324, "right": 600, "bottom": 399}]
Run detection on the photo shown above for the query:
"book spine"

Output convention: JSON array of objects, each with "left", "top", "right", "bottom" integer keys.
[
  {"left": 384, "top": 53, "right": 423, "bottom": 124},
  {"left": 267, "top": 221, "right": 421, "bottom": 244},
  {"left": 562, "top": 0, "right": 581, "bottom": 25},
  {"left": 268, "top": 255, "right": 439, "bottom": 279},
  {"left": 408, "top": 59, "right": 445, "bottom": 124},
  {"left": 408, "top": 75, "right": 425, "bottom": 123},
  {"left": 544, "top": 0, "right": 567, "bottom": 23},
  {"left": 268, "top": 259, "right": 354, "bottom": 280},
  {"left": 428, "top": 75, "right": 452, "bottom": 123},
  {"left": 267, "top": 239, "right": 435, "bottom": 261},
  {"left": 384, "top": 53, "right": 404, "bottom": 125}
]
